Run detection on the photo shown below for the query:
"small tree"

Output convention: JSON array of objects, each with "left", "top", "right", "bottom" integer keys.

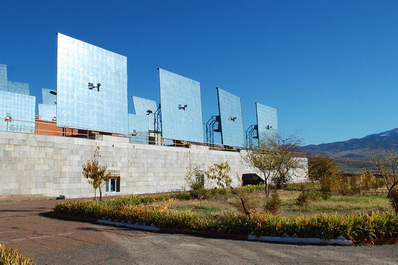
[
  {"left": 369, "top": 148, "right": 398, "bottom": 197},
  {"left": 264, "top": 189, "right": 282, "bottom": 213},
  {"left": 243, "top": 134, "right": 304, "bottom": 198},
  {"left": 308, "top": 154, "right": 341, "bottom": 193},
  {"left": 208, "top": 162, "right": 251, "bottom": 216},
  {"left": 271, "top": 136, "right": 304, "bottom": 189},
  {"left": 82, "top": 146, "right": 111, "bottom": 201},
  {"left": 185, "top": 164, "right": 207, "bottom": 200}
]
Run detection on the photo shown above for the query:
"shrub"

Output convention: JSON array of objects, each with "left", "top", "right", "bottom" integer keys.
[
  {"left": 307, "top": 190, "right": 322, "bottom": 201},
  {"left": 337, "top": 175, "right": 351, "bottom": 195},
  {"left": 389, "top": 188, "right": 398, "bottom": 214},
  {"left": 321, "top": 192, "right": 331, "bottom": 200},
  {"left": 55, "top": 197, "right": 398, "bottom": 242},
  {"left": 308, "top": 154, "right": 340, "bottom": 193},
  {"left": 296, "top": 191, "right": 308, "bottom": 206},
  {"left": 264, "top": 190, "right": 281, "bottom": 214},
  {"left": 185, "top": 165, "right": 206, "bottom": 191},
  {"left": 0, "top": 244, "right": 34, "bottom": 265}
]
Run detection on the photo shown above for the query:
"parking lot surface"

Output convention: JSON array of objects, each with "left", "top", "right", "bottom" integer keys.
[{"left": 0, "top": 198, "right": 397, "bottom": 265}]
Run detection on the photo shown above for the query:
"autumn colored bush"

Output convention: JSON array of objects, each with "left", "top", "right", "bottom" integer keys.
[
  {"left": 0, "top": 244, "right": 34, "bottom": 265},
  {"left": 55, "top": 194, "right": 398, "bottom": 243}
]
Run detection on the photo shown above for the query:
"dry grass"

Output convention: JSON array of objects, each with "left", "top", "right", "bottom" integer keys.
[
  {"left": 146, "top": 189, "right": 393, "bottom": 217},
  {"left": 0, "top": 244, "right": 34, "bottom": 265}
]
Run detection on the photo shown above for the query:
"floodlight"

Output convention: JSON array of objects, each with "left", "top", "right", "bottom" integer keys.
[
  {"left": 230, "top": 116, "right": 237, "bottom": 122},
  {"left": 178, "top": 104, "right": 188, "bottom": 110},
  {"left": 266, "top": 125, "right": 272, "bottom": 130},
  {"left": 5, "top": 113, "right": 12, "bottom": 122},
  {"left": 4, "top": 113, "right": 12, "bottom": 131},
  {"left": 88, "top": 82, "right": 101, "bottom": 91},
  {"left": 49, "top": 91, "right": 57, "bottom": 95},
  {"left": 146, "top": 110, "right": 153, "bottom": 115}
]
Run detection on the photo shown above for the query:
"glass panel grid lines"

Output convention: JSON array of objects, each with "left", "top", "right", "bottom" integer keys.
[
  {"left": 159, "top": 68, "right": 203, "bottom": 142},
  {"left": 256, "top": 102, "right": 278, "bottom": 142},
  {"left": 42, "top": 88, "right": 57, "bottom": 105},
  {"left": 56, "top": 33, "right": 128, "bottom": 133},
  {"left": 7, "top": 81, "right": 29, "bottom": 95},
  {"left": 38, "top": 104, "right": 56, "bottom": 121},
  {"left": 0, "top": 90, "right": 36, "bottom": 133},
  {"left": 0, "top": 64, "right": 7, "bottom": 91},
  {"left": 128, "top": 113, "right": 150, "bottom": 144},
  {"left": 132, "top": 96, "right": 157, "bottom": 116},
  {"left": 217, "top": 88, "right": 245, "bottom": 147}
]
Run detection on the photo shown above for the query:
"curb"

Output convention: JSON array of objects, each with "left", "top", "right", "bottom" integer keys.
[
  {"left": 45, "top": 212, "right": 354, "bottom": 246},
  {"left": 247, "top": 235, "right": 352, "bottom": 246}
]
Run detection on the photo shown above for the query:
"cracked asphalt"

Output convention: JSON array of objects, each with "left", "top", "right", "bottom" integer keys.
[{"left": 0, "top": 198, "right": 397, "bottom": 265}]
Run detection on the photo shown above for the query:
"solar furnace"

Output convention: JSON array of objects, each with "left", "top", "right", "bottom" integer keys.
[
  {"left": 158, "top": 68, "right": 203, "bottom": 142},
  {"left": 56, "top": 33, "right": 128, "bottom": 133},
  {"left": 217, "top": 87, "right": 245, "bottom": 147},
  {"left": 256, "top": 102, "right": 278, "bottom": 142}
]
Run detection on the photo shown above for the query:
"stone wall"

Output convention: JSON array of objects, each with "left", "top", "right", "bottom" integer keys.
[{"left": 0, "top": 131, "right": 307, "bottom": 198}]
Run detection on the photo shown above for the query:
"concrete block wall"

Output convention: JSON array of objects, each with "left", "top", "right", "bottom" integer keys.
[{"left": 0, "top": 132, "right": 307, "bottom": 198}]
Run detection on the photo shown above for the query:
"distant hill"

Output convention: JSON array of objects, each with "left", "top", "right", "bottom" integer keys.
[{"left": 303, "top": 128, "right": 398, "bottom": 160}]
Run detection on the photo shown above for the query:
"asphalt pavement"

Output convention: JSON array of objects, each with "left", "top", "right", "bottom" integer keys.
[{"left": 0, "top": 198, "right": 397, "bottom": 265}]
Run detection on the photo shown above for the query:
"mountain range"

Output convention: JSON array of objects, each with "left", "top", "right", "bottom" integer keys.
[{"left": 302, "top": 128, "right": 398, "bottom": 160}]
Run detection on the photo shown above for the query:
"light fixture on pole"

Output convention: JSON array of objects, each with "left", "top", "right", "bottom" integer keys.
[{"left": 5, "top": 113, "right": 12, "bottom": 131}]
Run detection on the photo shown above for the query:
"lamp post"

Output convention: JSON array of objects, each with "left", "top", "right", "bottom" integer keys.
[{"left": 4, "top": 113, "right": 12, "bottom": 131}]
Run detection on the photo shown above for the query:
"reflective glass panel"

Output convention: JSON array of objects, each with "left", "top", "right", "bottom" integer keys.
[
  {"left": 0, "top": 64, "right": 7, "bottom": 91},
  {"left": 42, "top": 88, "right": 57, "bottom": 105},
  {"left": 217, "top": 88, "right": 245, "bottom": 147},
  {"left": 7, "top": 81, "right": 29, "bottom": 95},
  {"left": 132, "top": 96, "right": 157, "bottom": 116},
  {"left": 128, "top": 113, "right": 149, "bottom": 144},
  {"left": 256, "top": 102, "right": 278, "bottom": 142},
  {"left": 38, "top": 104, "right": 56, "bottom": 121},
  {"left": 0, "top": 90, "right": 35, "bottom": 133},
  {"left": 159, "top": 68, "right": 203, "bottom": 142},
  {"left": 56, "top": 33, "right": 128, "bottom": 133}
]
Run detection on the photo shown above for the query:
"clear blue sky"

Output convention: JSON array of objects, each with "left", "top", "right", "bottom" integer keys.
[{"left": 1, "top": 0, "right": 397, "bottom": 145}]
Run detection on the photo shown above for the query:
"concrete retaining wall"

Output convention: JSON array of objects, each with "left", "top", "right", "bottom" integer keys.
[{"left": 0, "top": 131, "right": 307, "bottom": 198}]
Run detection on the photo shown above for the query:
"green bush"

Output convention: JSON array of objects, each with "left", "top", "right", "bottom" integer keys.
[
  {"left": 0, "top": 244, "right": 34, "bottom": 265},
  {"left": 307, "top": 190, "right": 322, "bottom": 201},
  {"left": 296, "top": 191, "right": 308, "bottom": 206},
  {"left": 283, "top": 182, "right": 315, "bottom": 191},
  {"left": 389, "top": 188, "right": 398, "bottom": 214},
  {"left": 321, "top": 192, "right": 331, "bottom": 200}
]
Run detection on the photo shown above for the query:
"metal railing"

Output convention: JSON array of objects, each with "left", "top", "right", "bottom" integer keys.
[{"left": 0, "top": 117, "right": 245, "bottom": 152}]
